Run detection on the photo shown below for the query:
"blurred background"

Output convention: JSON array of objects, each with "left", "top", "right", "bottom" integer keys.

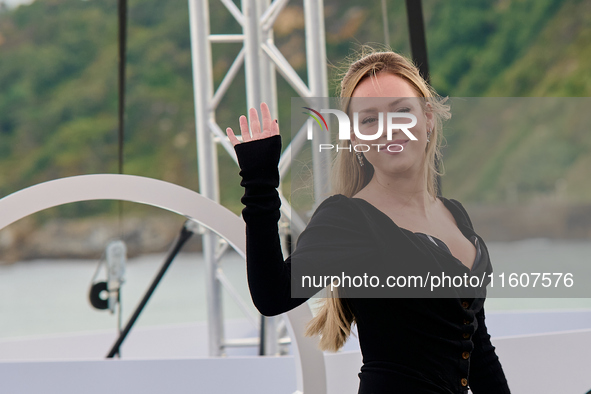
[{"left": 0, "top": 0, "right": 590, "bottom": 343}]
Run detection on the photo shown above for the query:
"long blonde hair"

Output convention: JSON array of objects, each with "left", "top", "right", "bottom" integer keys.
[{"left": 305, "top": 48, "right": 451, "bottom": 352}]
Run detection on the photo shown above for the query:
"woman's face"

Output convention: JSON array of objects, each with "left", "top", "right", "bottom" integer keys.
[{"left": 349, "top": 72, "right": 432, "bottom": 178}]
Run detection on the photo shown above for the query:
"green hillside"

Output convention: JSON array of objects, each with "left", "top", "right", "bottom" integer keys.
[{"left": 0, "top": 0, "right": 589, "bottom": 221}]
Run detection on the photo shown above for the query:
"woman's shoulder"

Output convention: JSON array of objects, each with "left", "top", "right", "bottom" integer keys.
[
  {"left": 294, "top": 194, "right": 379, "bottom": 255},
  {"left": 307, "top": 194, "right": 370, "bottom": 225},
  {"left": 311, "top": 194, "right": 356, "bottom": 215},
  {"left": 315, "top": 193, "right": 351, "bottom": 208},
  {"left": 439, "top": 196, "right": 465, "bottom": 211},
  {"left": 438, "top": 196, "right": 474, "bottom": 230}
]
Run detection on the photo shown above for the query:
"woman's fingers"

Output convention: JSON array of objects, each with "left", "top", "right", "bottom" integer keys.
[
  {"left": 249, "top": 107, "right": 261, "bottom": 138},
  {"left": 260, "top": 102, "right": 273, "bottom": 136},
  {"left": 227, "top": 103, "right": 279, "bottom": 146},
  {"left": 260, "top": 102, "right": 279, "bottom": 137},
  {"left": 226, "top": 127, "right": 240, "bottom": 147},
  {"left": 239, "top": 115, "right": 251, "bottom": 143}
]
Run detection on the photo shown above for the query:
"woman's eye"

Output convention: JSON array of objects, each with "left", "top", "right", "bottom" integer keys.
[
  {"left": 396, "top": 107, "right": 411, "bottom": 113},
  {"left": 361, "top": 117, "right": 378, "bottom": 124}
]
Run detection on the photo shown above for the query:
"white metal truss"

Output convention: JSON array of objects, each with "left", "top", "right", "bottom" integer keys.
[{"left": 188, "top": 0, "right": 330, "bottom": 357}]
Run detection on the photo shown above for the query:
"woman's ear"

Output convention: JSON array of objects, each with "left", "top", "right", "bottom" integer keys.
[{"left": 350, "top": 127, "right": 357, "bottom": 145}]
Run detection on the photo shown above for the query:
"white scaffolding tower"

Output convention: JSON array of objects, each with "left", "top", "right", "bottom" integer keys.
[{"left": 188, "top": 0, "right": 331, "bottom": 357}]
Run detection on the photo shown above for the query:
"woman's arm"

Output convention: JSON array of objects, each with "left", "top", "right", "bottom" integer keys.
[
  {"left": 228, "top": 103, "right": 305, "bottom": 316},
  {"left": 468, "top": 306, "right": 511, "bottom": 393},
  {"left": 235, "top": 134, "right": 307, "bottom": 316},
  {"left": 228, "top": 103, "right": 376, "bottom": 315}
]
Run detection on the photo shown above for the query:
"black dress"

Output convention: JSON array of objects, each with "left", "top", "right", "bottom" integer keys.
[{"left": 235, "top": 135, "right": 511, "bottom": 394}]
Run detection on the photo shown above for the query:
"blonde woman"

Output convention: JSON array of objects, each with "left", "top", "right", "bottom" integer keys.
[{"left": 226, "top": 51, "right": 510, "bottom": 394}]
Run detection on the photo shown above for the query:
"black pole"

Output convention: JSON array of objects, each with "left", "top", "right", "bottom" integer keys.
[
  {"left": 117, "top": 0, "right": 127, "bottom": 175},
  {"left": 116, "top": 0, "right": 128, "bottom": 238},
  {"left": 106, "top": 222, "right": 194, "bottom": 358},
  {"left": 405, "top": 0, "right": 430, "bottom": 84},
  {"left": 405, "top": 0, "right": 441, "bottom": 194}
]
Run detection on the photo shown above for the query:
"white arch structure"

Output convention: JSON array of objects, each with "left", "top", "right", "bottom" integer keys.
[{"left": 0, "top": 174, "right": 327, "bottom": 394}]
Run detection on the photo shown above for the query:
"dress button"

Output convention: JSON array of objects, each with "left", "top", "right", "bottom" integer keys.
[
  {"left": 463, "top": 319, "right": 470, "bottom": 325},
  {"left": 461, "top": 378, "right": 468, "bottom": 386},
  {"left": 462, "top": 351, "right": 470, "bottom": 359},
  {"left": 462, "top": 333, "right": 470, "bottom": 339},
  {"left": 462, "top": 301, "right": 469, "bottom": 308}
]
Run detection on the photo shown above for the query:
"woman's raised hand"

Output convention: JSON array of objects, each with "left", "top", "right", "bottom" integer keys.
[{"left": 226, "top": 102, "right": 279, "bottom": 147}]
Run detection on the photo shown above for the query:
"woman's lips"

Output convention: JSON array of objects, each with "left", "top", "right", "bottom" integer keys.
[{"left": 381, "top": 140, "right": 408, "bottom": 154}]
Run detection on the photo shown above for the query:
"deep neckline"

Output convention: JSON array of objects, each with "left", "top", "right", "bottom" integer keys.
[
  {"left": 414, "top": 232, "right": 481, "bottom": 272},
  {"left": 347, "top": 195, "right": 479, "bottom": 272}
]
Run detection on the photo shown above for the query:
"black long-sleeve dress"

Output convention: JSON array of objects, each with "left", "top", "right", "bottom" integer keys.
[{"left": 235, "top": 135, "right": 510, "bottom": 394}]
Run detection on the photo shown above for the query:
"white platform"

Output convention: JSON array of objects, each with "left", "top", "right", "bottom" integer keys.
[{"left": 1, "top": 310, "right": 591, "bottom": 393}]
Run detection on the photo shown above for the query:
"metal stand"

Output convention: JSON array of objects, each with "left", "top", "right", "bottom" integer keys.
[
  {"left": 188, "top": 0, "right": 330, "bottom": 357},
  {"left": 106, "top": 221, "right": 195, "bottom": 358}
]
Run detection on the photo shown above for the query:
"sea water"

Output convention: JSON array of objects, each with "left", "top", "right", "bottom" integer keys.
[
  {"left": 1, "top": 240, "right": 591, "bottom": 339},
  {"left": 0, "top": 251, "right": 255, "bottom": 338}
]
